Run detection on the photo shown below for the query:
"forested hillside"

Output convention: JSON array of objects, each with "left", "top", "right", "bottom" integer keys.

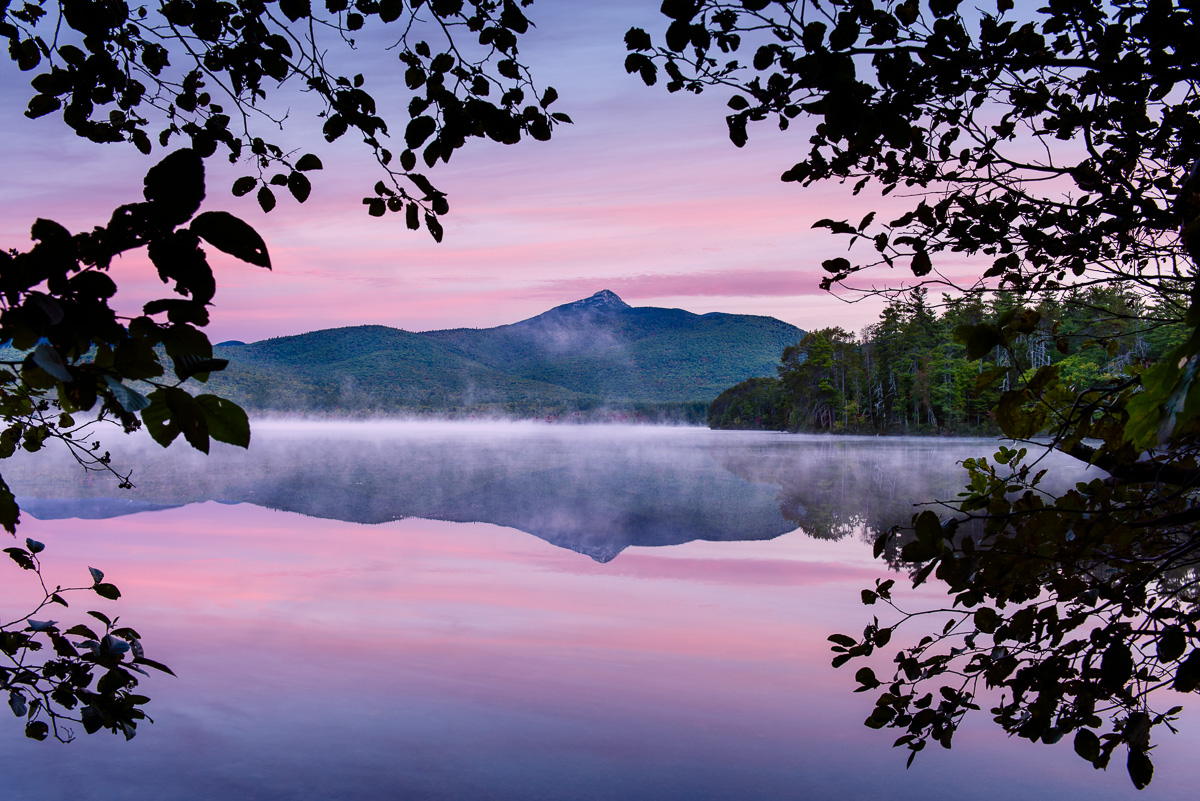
[
  {"left": 202, "top": 291, "right": 802, "bottom": 419},
  {"left": 709, "top": 287, "right": 1187, "bottom": 434}
]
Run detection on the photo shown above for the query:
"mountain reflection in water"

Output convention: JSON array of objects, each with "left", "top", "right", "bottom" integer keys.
[
  {"left": 7, "top": 421, "right": 1095, "bottom": 559},
  {"left": 4, "top": 423, "right": 1187, "bottom": 801}
]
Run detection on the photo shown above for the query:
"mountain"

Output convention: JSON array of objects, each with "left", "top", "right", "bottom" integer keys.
[{"left": 202, "top": 291, "right": 803, "bottom": 416}]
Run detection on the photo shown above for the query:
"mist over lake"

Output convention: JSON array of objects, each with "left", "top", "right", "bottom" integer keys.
[{"left": 1, "top": 423, "right": 1195, "bottom": 800}]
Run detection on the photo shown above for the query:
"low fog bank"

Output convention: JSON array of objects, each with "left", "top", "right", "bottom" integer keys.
[{"left": 5, "top": 420, "right": 1105, "bottom": 563}]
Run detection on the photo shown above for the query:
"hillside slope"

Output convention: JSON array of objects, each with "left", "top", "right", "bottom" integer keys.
[{"left": 203, "top": 291, "right": 803, "bottom": 414}]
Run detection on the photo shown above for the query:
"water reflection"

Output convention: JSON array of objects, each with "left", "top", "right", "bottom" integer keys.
[
  {"left": 6, "top": 423, "right": 1093, "bottom": 560},
  {"left": 0, "top": 424, "right": 1189, "bottom": 801}
]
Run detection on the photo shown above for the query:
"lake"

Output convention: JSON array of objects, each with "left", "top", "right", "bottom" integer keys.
[{"left": 1, "top": 422, "right": 1196, "bottom": 800}]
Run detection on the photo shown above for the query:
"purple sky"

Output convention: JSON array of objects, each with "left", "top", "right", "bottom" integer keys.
[{"left": 0, "top": 2, "right": 920, "bottom": 343}]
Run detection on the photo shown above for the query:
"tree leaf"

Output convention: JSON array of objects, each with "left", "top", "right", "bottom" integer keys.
[
  {"left": 1100, "top": 643, "right": 1133, "bottom": 692},
  {"left": 0, "top": 477, "right": 20, "bottom": 535},
  {"left": 104, "top": 375, "right": 151, "bottom": 412},
  {"left": 1073, "top": 729, "right": 1100, "bottom": 762},
  {"left": 911, "top": 251, "right": 932, "bottom": 276},
  {"left": 1127, "top": 748, "right": 1154, "bottom": 790},
  {"left": 9, "top": 692, "right": 27, "bottom": 718},
  {"left": 287, "top": 171, "right": 312, "bottom": 203},
  {"left": 295, "top": 153, "right": 323, "bottom": 171},
  {"left": 133, "top": 656, "right": 176, "bottom": 676},
  {"left": 1174, "top": 650, "right": 1200, "bottom": 693},
  {"left": 33, "top": 343, "right": 72, "bottom": 382},
  {"left": 1158, "top": 626, "right": 1186, "bottom": 663},
  {"left": 232, "top": 176, "right": 257, "bottom": 196},
  {"left": 143, "top": 149, "right": 205, "bottom": 225},
  {"left": 172, "top": 353, "right": 229, "bottom": 382},
  {"left": 190, "top": 211, "right": 271, "bottom": 268},
  {"left": 195, "top": 394, "right": 250, "bottom": 448}
]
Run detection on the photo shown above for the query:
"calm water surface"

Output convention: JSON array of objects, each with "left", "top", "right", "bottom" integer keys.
[{"left": 1, "top": 422, "right": 1196, "bottom": 800}]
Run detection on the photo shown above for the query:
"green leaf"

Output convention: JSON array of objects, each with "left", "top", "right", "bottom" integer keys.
[
  {"left": 828, "top": 633, "right": 857, "bottom": 647},
  {"left": 25, "top": 720, "right": 48, "bottom": 741},
  {"left": 89, "top": 566, "right": 105, "bottom": 583},
  {"left": 190, "top": 211, "right": 271, "bottom": 268},
  {"left": 954, "top": 324, "right": 1001, "bottom": 361},
  {"left": 257, "top": 185, "right": 277, "bottom": 213},
  {"left": 195, "top": 395, "right": 251, "bottom": 448},
  {"left": 93, "top": 583, "right": 122, "bottom": 600},
  {"left": 32, "top": 343, "right": 73, "bottom": 382},
  {"left": 144, "top": 388, "right": 210, "bottom": 452},
  {"left": 104, "top": 376, "right": 151, "bottom": 412},
  {"left": 172, "top": 354, "right": 229, "bottom": 382},
  {"left": 141, "top": 390, "right": 182, "bottom": 447},
  {"left": 25, "top": 538, "right": 44, "bottom": 554}
]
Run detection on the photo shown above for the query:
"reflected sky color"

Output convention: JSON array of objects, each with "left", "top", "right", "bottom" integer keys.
[{"left": 2, "top": 426, "right": 1198, "bottom": 800}]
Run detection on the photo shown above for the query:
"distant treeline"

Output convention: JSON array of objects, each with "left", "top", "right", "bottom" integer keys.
[{"left": 709, "top": 287, "right": 1187, "bottom": 435}]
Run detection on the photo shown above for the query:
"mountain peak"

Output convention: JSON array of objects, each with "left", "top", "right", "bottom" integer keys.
[{"left": 557, "top": 290, "right": 630, "bottom": 314}]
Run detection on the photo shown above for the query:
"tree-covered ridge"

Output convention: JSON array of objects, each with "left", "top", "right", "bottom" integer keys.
[
  {"left": 203, "top": 291, "right": 803, "bottom": 416},
  {"left": 710, "top": 286, "right": 1187, "bottom": 434}
]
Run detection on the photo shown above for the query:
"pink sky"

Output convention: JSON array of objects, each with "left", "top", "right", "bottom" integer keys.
[{"left": 0, "top": 3, "right": 909, "bottom": 343}]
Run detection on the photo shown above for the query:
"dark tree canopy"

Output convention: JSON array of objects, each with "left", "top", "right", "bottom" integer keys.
[{"left": 630, "top": 0, "right": 1200, "bottom": 790}]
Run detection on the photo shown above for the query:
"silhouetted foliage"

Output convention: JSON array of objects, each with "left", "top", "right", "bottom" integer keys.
[
  {"left": 633, "top": 0, "right": 1200, "bottom": 788},
  {"left": 2, "top": 0, "right": 566, "bottom": 238},
  {"left": 1, "top": 149, "right": 261, "bottom": 739},
  {"left": 2, "top": 538, "right": 173, "bottom": 742}
]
